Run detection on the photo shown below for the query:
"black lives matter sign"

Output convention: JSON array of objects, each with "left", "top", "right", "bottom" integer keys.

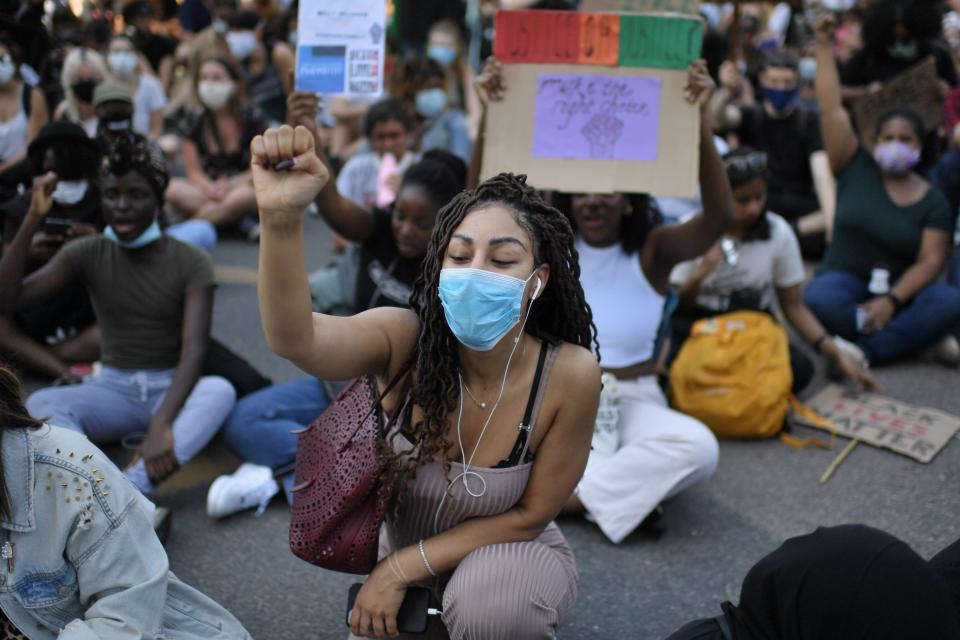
[{"left": 796, "top": 385, "right": 960, "bottom": 463}]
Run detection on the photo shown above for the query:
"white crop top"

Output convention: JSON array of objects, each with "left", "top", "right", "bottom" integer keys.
[{"left": 576, "top": 236, "right": 665, "bottom": 368}]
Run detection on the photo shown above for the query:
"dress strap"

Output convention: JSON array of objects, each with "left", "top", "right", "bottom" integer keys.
[{"left": 502, "top": 341, "right": 556, "bottom": 465}]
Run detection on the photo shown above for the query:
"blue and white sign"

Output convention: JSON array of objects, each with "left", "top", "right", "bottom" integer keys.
[{"left": 296, "top": 1, "right": 387, "bottom": 97}]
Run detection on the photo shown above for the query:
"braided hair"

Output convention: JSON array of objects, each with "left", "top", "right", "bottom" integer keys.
[
  {"left": 402, "top": 173, "right": 599, "bottom": 473},
  {"left": 99, "top": 132, "right": 170, "bottom": 206}
]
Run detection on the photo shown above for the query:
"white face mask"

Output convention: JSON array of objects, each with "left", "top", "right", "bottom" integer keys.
[
  {"left": 108, "top": 51, "right": 138, "bottom": 78},
  {"left": 227, "top": 31, "right": 258, "bottom": 60},
  {"left": 198, "top": 80, "right": 234, "bottom": 110},
  {"left": 0, "top": 56, "right": 15, "bottom": 84},
  {"left": 51, "top": 179, "right": 89, "bottom": 205}
]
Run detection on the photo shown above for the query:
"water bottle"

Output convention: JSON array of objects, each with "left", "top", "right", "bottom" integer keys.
[{"left": 857, "top": 265, "right": 890, "bottom": 332}]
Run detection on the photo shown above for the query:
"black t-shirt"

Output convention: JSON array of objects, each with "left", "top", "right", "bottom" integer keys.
[
  {"left": 179, "top": 105, "right": 269, "bottom": 179},
  {"left": 841, "top": 41, "right": 958, "bottom": 87},
  {"left": 353, "top": 209, "right": 423, "bottom": 311},
  {"left": 135, "top": 32, "right": 177, "bottom": 75},
  {"left": 738, "top": 105, "right": 824, "bottom": 220}
]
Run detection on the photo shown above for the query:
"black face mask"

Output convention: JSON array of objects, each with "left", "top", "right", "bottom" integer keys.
[
  {"left": 72, "top": 80, "right": 97, "bottom": 104},
  {"left": 100, "top": 114, "right": 133, "bottom": 133}
]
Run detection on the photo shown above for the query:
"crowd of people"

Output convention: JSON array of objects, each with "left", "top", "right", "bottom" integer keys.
[{"left": 0, "top": 0, "right": 960, "bottom": 638}]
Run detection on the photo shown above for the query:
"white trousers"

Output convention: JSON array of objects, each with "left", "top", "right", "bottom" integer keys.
[{"left": 577, "top": 375, "right": 718, "bottom": 544}]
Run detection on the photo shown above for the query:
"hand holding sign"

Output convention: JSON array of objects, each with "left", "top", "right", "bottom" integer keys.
[{"left": 683, "top": 59, "right": 715, "bottom": 113}]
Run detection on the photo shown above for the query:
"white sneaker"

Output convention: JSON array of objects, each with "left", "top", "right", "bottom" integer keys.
[
  {"left": 206, "top": 463, "right": 279, "bottom": 519},
  {"left": 833, "top": 335, "right": 869, "bottom": 369},
  {"left": 926, "top": 334, "right": 960, "bottom": 367}
]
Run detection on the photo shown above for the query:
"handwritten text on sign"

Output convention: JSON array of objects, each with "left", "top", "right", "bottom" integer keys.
[
  {"left": 532, "top": 74, "right": 661, "bottom": 162},
  {"left": 798, "top": 385, "right": 960, "bottom": 464}
]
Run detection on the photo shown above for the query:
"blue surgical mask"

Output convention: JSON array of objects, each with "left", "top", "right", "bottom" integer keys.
[
  {"left": 438, "top": 268, "right": 538, "bottom": 351},
  {"left": 103, "top": 219, "right": 163, "bottom": 248},
  {"left": 798, "top": 57, "right": 817, "bottom": 82},
  {"left": 761, "top": 86, "right": 799, "bottom": 113},
  {"left": 427, "top": 44, "right": 457, "bottom": 67},
  {"left": 416, "top": 88, "right": 447, "bottom": 119},
  {"left": 887, "top": 40, "right": 918, "bottom": 60}
]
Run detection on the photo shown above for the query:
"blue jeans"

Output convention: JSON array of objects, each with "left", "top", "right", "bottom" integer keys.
[
  {"left": 221, "top": 377, "right": 330, "bottom": 500},
  {"left": 166, "top": 220, "right": 218, "bottom": 251},
  {"left": 803, "top": 270, "right": 960, "bottom": 364}
]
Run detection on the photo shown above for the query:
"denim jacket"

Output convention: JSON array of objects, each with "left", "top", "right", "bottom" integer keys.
[{"left": 0, "top": 424, "right": 251, "bottom": 639}]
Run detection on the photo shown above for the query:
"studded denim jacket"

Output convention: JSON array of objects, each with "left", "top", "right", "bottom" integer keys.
[{"left": 0, "top": 424, "right": 250, "bottom": 639}]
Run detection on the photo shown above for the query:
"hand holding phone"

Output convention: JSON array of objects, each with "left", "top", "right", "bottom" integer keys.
[{"left": 346, "top": 583, "right": 439, "bottom": 635}]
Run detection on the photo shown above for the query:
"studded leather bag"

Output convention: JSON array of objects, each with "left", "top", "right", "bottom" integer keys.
[{"left": 288, "top": 357, "right": 414, "bottom": 574}]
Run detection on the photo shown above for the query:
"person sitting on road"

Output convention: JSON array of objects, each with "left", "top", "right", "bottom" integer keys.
[
  {"left": 206, "top": 91, "right": 467, "bottom": 519},
  {"left": 165, "top": 56, "right": 266, "bottom": 233},
  {"left": 412, "top": 56, "right": 472, "bottom": 165},
  {"left": 0, "top": 133, "right": 236, "bottom": 495},
  {"left": 804, "top": 15, "right": 960, "bottom": 369},
  {"left": 0, "top": 365, "right": 252, "bottom": 639},
  {"left": 670, "top": 147, "right": 877, "bottom": 394},
  {"left": 225, "top": 10, "right": 287, "bottom": 125},
  {"left": 710, "top": 49, "right": 835, "bottom": 257},
  {"left": 475, "top": 57, "right": 731, "bottom": 544},
  {"left": 0, "top": 36, "right": 48, "bottom": 173},
  {"left": 55, "top": 47, "right": 108, "bottom": 138},
  {"left": 335, "top": 97, "right": 416, "bottom": 211},
  {"left": 104, "top": 34, "right": 168, "bottom": 139},
  {"left": 665, "top": 524, "right": 960, "bottom": 640},
  {"left": 253, "top": 122, "right": 600, "bottom": 639},
  {"left": 0, "top": 122, "right": 104, "bottom": 382}
]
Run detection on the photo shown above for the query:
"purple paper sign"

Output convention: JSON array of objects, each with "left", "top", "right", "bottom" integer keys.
[{"left": 531, "top": 74, "right": 661, "bottom": 162}]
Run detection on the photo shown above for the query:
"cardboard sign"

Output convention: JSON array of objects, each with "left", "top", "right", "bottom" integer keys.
[
  {"left": 295, "top": 0, "right": 386, "bottom": 96},
  {"left": 493, "top": 10, "right": 581, "bottom": 64},
  {"left": 482, "top": 63, "right": 698, "bottom": 195},
  {"left": 794, "top": 384, "right": 960, "bottom": 464},
  {"left": 532, "top": 74, "right": 661, "bottom": 161},
  {"left": 582, "top": 0, "right": 701, "bottom": 16},
  {"left": 851, "top": 56, "right": 941, "bottom": 149}
]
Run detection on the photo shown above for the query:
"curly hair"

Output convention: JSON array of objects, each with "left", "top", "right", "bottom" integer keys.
[{"left": 400, "top": 173, "right": 599, "bottom": 474}]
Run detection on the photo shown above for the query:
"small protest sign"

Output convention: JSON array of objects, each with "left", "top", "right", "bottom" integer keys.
[
  {"left": 794, "top": 384, "right": 960, "bottom": 464},
  {"left": 532, "top": 74, "right": 661, "bottom": 161},
  {"left": 851, "top": 56, "right": 941, "bottom": 149},
  {"left": 484, "top": 9, "right": 702, "bottom": 196},
  {"left": 582, "top": 0, "right": 701, "bottom": 16},
  {"left": 295, "top": 0, "right": 386, "bottom": 96}
]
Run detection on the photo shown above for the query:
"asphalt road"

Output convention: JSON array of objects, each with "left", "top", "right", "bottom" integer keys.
[{"left": 65, "top": 216, "right": 960, "bottom": 639}]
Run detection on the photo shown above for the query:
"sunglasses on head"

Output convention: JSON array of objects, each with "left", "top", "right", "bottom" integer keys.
[{"left": 724, "top": 152, "right": 768, "bottom": 177}]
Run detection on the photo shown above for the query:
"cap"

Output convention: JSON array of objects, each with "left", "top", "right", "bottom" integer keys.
[{"left": 93, "top": 81, "right": 133, "bottom": 107}]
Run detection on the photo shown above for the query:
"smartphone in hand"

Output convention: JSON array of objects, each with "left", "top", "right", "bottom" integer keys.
[{"left": 345, "top": 583, "right": 434, "bottom": 634}]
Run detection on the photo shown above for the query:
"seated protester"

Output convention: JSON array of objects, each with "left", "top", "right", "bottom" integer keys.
[
  {"left": 0, "top": 122, "right": 103, "bottom": 381},
  {"left": 0, "top": 366, "right": 253, "bottom": 639},
  {"left": 123, "top": 0, "right": 177, "bottom": 85},
  {"left": 93, "top": 82, "right": 219, "bottom": 251},
  {"left": 711, "top": 50, "right": 835, "bottom": 257},
  {"left": 476, "top": 58, "right": 730, "bottom": 544},
  {"left": 54, "top": 48, "right": 108, "bottom": 137},
  {"left": 254, "top": 125, "right": 600, "bottom": 640},
  {"left": 206, "top": 90, "right": 467, "bottom": 517},
  {"left": 0, "top": 36, "right": 48, "bottom": 173},
  {"left": 840, "top": 0, "right": 957, "bottom": 100},
  {"left": 0, "top": 133, "right": 236, "bottom": 494},
  {"left": 226, "top": 10, "right": 287, "bottom": 125},
  {"left": 426, "top": 19, "right": 482, "bottom": 137},
  {"left": 105, "top": 34, "right": 167, "bottom": 139},
  {"left": 804, "top": 15, "right": 960, "bottom": 369},
  {"left": 336, "top": 97, "right": 416, "bottom": 210},
  {"left": 165, "top": 56, "right": 265, "bottom": 232},
  {"left": 413, "top": 56, "right": 473, "bottom": 165},
  {"left": 665, "top": 525, "right": 960, "bottom": 640},
  {"left": 670, "top": 148, "right": 877, "bottom": 394}
]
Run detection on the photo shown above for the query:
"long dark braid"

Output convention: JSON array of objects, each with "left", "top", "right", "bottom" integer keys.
[{"left": 402, "top": 173, "right": 599, "bottom": 473}]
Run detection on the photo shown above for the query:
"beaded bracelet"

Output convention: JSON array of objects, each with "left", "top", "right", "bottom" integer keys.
[{"left": 418, "top": 539, "right": 437, "bottom": 577}]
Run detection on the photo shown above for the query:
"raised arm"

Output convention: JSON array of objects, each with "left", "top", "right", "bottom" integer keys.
[
  {"left": 0, "top": 173, "right": 76, "bottom": 312},
  {"left": 467, "top": 57, "right": 505, "bottom": 190},
  {"left": 643, "top": 61, "right": 733, "bottom": 291},
  {"left": 814, "top": 14, "right": 859, "bottom": 174},
  {"left": 286, "top": 91, "right": 375, "bottom": 242},
  {"left": 252, "top": 125, "right": 417, "bottom": 382}
]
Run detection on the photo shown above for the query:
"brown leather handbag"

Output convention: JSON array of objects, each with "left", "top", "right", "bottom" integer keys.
[{"left": 288, "top": 359, "right": 414, "bottom": 574}]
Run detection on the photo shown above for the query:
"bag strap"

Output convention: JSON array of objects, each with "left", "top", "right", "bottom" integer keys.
[
  {"left": 375, "top": 348, "right": 418, "bottom": 435},
  {"left": 780, "top": 395, "right": 837, "bottom": 450}
]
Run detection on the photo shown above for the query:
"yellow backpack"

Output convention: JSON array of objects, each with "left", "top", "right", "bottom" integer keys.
[{"left": 669, "top": 311, "right": 793, "bottom": 439}]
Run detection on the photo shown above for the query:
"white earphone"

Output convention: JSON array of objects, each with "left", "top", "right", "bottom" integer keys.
[{"left": 533, "top": 277, "right": 542, "bottom": 299}]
